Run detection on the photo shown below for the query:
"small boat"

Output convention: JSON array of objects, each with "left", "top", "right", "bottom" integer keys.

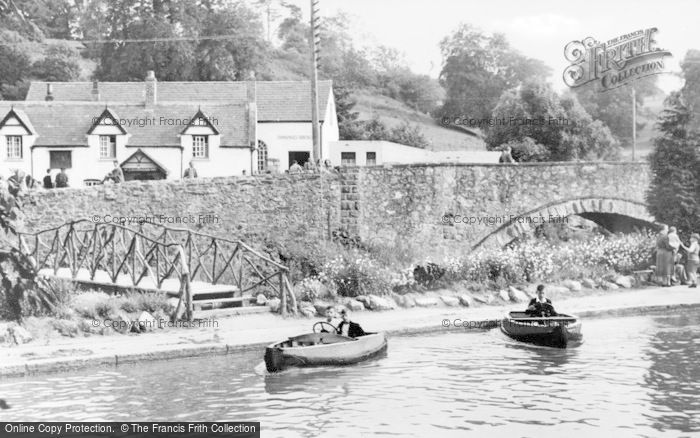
[
  {"left": 500, "top": 311, "right": 582, "bottom": 348},
  {"left": 264, "top": 323, "right": 388, "bottom": 372}
]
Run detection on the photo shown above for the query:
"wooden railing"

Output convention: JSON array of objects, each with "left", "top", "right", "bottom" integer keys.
[{"left": 17, "top": 219, "right": 296, "bottom": 319}]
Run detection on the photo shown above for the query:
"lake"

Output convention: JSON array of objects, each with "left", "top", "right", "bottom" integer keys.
[{"left": 1, "top": 311, "right": 698, "bottom": 437}]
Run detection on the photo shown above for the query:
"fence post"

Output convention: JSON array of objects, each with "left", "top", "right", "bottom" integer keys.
[
  {"left": 177, "top": 245, "right": 193, "bottom": 322},
  {"left": 279, "top": 271, "right": 287, "bottom": 316}
]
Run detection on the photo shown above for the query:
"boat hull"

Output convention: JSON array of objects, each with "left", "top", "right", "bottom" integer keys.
[
  {"left": 265, "top": 332, "right": 388, "bottom": 372},
  {"left": 501, "top": 312, "right": 582, "bottom": 348}
]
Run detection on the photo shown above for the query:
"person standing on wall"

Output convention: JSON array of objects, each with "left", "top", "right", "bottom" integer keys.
[
  {"left": 183, "top": 160, "right": 198, "bottom": 179},
  {"left": 43, "top": 169, "right": 53, "bottom": 189},
  {"left": 499, "top": 145, "right": 516, "bottom": 164},
  {"left": 55, "top": 168, "right": 69, "bottom": 188}
]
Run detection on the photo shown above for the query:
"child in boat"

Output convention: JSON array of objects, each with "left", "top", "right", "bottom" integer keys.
[
  {"left": 336, "top": 310, "right": 367, "bottom": 338},
  {"left": 526, "top": 285, "right": 558, "bottom": 317}
]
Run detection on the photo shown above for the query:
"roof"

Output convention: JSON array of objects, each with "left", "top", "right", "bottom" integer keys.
[
  {"left": 0, "top": 102, "right": 249, "bottom": 147},
  {"left": 25, "top": 80, "right": 334, "bottom": 122}
]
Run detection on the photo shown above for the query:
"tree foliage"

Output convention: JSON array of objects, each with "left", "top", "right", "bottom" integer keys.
[
  {"left": 485, "top": 82, "right": 619, "bottom": 161},
  {"left": 573, "top": 76, "right": 660, "bottom": 148},
  {"left": 0, "top": 186, "right": 56, "bottom": 321},
  {"left": 30, "top": 43, "right": 81, "bottom": 81},
  {"left": 90, "top": 0, "right": 268, "bottom": 81},
  {"left": 437, "top": 24, "right": 551, "bottom": 122},
  {"left": 646, "top": 51, "right": 700, "bottom": 233}
]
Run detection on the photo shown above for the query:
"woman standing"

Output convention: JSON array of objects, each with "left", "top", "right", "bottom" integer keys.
[
  {"left": 655, "top": 225, "right": 673, "bottom": 286},
  {"left": 680, "top": 233, "right": 700, "bottom": 288}
]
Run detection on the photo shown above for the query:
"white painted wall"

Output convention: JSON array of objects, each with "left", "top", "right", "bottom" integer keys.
[
  {"left": 0, "top": 122, "right": 34, "bottom": 177},
  {"left": 257, "top": 122, "right": 313, "bottom": 171},
  {"left": 256, "top": 90, "right": 338, "bottom": 172},
  {"left": 329, "top": 141, "right": 502, "bottom": 166},
  {"left": 329, "top": 141, "right": 432, "bottom": 166},
  {"left": 180, "top": 133, "right": 251, "bottom": 177}
]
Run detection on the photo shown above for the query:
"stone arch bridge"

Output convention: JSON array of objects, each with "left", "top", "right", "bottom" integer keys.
[
  {"left": 341, "top": 162, "right": 654, "bottom": 253},
  {"left": 21, "top": 162, "right": 654, "bottom": 264}
]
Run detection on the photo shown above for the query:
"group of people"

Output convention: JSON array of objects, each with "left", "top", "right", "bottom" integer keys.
[
  {"left": 655, "top": 225, "right": 699, "bottom": 288},
  {"left": 323, "top": 307, "right": 367, "bottom": 338},
  {"left": 289, "top": 159, "right": 336, "bottom": 174},
  {"left": 320, "top": 284, "right": 558, "bottom": 339},
  {"left": 0, "top": 168, "right": 67, "bottom": 197}
]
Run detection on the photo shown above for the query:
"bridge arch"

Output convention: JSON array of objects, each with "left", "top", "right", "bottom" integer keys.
[{"left": 472, "top": 197, "right": 656, "bottom": 250}]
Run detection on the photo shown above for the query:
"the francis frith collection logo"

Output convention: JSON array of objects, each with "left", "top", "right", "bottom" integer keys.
[{"left": 563, "top": 28, "right": 672, "bottom": 91}]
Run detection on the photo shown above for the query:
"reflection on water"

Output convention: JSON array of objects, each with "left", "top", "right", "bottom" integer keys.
[{"left": 0, "top": 312, "right": 698, "bottom": 437}]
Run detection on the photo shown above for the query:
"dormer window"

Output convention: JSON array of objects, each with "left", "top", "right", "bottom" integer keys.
[
  {"left": 193, "top": 135, "right": 209, "bottom": 158},
  {"left": 99, "top": 135, "right": 116, "bottom": 159},
  {"left": 6, "top": 136, "right": 22, "bottom": 159}
]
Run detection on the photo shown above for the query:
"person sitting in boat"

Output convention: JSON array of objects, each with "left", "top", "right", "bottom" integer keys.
[
  {"left": 526, "top": 285, "right": 558, "bottom": 317},
  {"left": 320, "top": 306, "right": 339, "bottom": 333},
  {"left": 336, "top": 309, "right": 366, "bottom": 338}
]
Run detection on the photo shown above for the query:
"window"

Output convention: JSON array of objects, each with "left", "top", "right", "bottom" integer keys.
[
  {"left": 193, "top": 135, "right": 209, "bottom": 158},
  {"left": 257, "top": 140, "right": 268, "bottom": 172},
  {"left": 341, "top": 152, "right": 356, "bottom": 166},
  {"left": 99, "top": 135, "right": 116, "bottom": 159},
  {"left": 6, "top": 136, "right": 22, "bottom": 159},
  {"left": 50, "top": 151, "right": 72, "bottom": 169},
  {"left": 366, "top": 152, "right": 377, "bottom": 166}
]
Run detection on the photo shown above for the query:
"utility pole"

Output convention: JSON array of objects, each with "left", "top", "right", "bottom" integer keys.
[
  {"left": 310, "top": 0, "right": 321, "bottom": 163},
  {"left": 631, "top": 87, "right": 636, "bottom": 161}
]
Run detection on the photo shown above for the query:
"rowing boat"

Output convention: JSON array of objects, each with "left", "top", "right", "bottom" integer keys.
[
  {"left": 500, "top": 311, "right": 582, "bottom": 348},
  {"left": 264, "top": 324, "right": 388, "bottom": 372}
]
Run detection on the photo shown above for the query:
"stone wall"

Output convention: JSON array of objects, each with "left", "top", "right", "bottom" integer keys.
[
  {"left": 22, "top": 173, "right": 341, "bottom": 252},
  {"left": 20, "top": 162, "right": 653, "bottom": 261},
  {"left": 351, "top": 162, "right": 653, "bottom": 257}
]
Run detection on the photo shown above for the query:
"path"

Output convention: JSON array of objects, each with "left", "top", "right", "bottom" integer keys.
[{"left": 1, "top": 285, "right": 699, "bottom": 377}]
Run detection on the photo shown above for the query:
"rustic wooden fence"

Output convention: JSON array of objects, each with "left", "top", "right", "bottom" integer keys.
[{"left": 17, "top": 219, "right": 296, "bottom": 319}]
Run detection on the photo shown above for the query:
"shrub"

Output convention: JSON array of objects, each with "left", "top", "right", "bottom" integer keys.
[
  {"left": 70, "top": 291, "right": 116, "bottom": 319},
  {"left": 322, "top": 252, "right": 393, "bottom": 297}
]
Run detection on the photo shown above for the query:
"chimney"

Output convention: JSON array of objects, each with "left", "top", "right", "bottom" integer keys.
[
  {"left": 246, "top": 80, "right": 257, "bottom": 151},
  {"left": 91, "top": 80, "right": 100, "bottom": 101},
  {"left": 45, "top": 83, "right": 54, "bottom": 101},
  {"left": 144, "top": 70, "right": 157, "bottom": 107}
]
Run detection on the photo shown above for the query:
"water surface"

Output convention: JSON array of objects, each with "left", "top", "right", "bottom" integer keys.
[{"left": 1, "top": 312, "right": 698, "bottom": 437}]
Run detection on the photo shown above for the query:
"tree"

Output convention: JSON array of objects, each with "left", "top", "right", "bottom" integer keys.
[
  {"left": 389, "top": 120, "right": 429, "bottom": 149},
  {"left": 31, "top": 43, "right": 81, "bottom": 81},
  {"left": 646, "top": 51, "right": 700, "bottom": 233},
  {"left": 646, "top": 91, "right": 700, "bottom": 232},
  {"left": 437, "top": 24, "right": 550, "bottom": 122},
  {"left": 335, "top": 84, "right": 363, "bottom": 140},
  {"left": 0, "top": 184, "right": 56, "bottom": 321},
  {"left": 92, "top": 0, "right": 268, "bottom": 82},
  {"left": 0, "top": 33, "right": 31, "bottom": 99},
  {"left": 573, "top": 76, "right": 660, "bottom": 148},
  {"left": 486, "top": 81, "right": 619, "bottom": 161}
]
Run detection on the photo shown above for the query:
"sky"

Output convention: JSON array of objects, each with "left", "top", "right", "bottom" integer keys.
[{"left": 276, "top": 0, "right": 700, "bottom": 94}]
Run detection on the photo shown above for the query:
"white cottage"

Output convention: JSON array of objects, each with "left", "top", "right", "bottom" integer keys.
[{"left": 3, "top": 73, "right": 338, "bottom": 186}]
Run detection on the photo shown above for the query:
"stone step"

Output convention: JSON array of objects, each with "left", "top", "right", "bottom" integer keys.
[
  {"left": 192, "top": 297, "right": 253, "bottom": 309},
  {"left": 194, "top": 306, "right": 271, "bottom": 319}
]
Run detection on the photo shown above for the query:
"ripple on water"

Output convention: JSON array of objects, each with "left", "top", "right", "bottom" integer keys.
[{"left": 0, "top": 312, "right": 698, "bottom": 436}]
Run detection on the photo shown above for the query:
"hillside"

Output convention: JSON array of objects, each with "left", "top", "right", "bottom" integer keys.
[{"left": 352, "top": 91, "right": 486, "bottom": 152}]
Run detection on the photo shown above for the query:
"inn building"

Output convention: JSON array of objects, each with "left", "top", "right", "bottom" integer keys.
[{"left": 0, "top": 72, "right": 337, "bottom": 185}]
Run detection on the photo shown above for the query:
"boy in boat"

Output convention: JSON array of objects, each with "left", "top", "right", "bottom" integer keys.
[
  {"left": 320, "top": 306, "right": 339, "bottom": 333},
  {"left": 336, "top": 309, "right": 366, "bottom": 338},
  {"left": 526, "top": 285, "right": 558, "bottom": 317}
]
